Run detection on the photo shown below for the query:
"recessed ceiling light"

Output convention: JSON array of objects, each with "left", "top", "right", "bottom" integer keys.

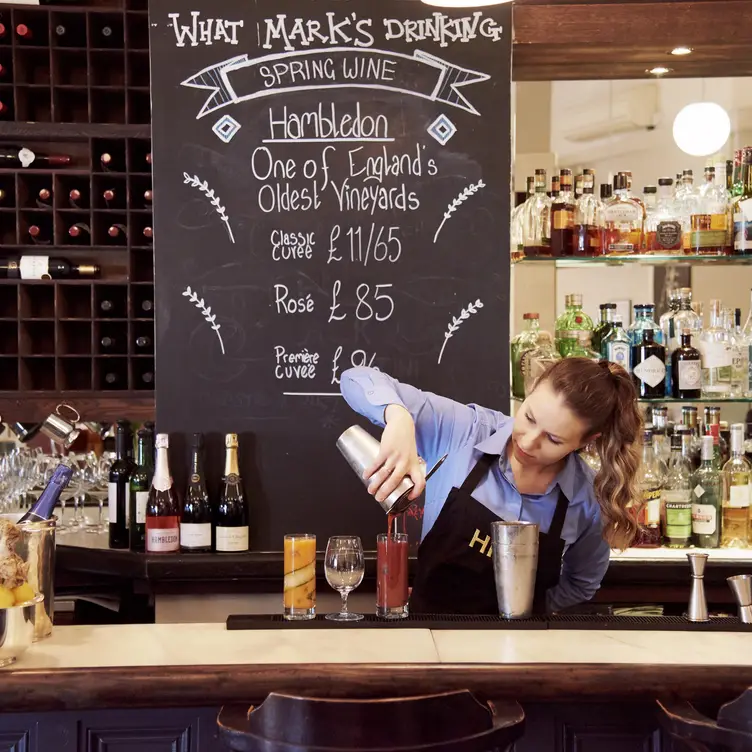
[
  {"left": 647, "top": 66, "right": 672, "bottom": 76},
  {"left": 671, "top": 47, "right": 693, "bottom": 56}
]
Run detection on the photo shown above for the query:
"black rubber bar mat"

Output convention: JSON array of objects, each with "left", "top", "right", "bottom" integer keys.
[{"left": 226, "top": 613, "right": 752, "bottom": 632}]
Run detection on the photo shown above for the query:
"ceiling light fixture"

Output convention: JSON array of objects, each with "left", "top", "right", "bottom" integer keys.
[
  {"left": 673, "top": 102, "right": 731, "bottom": 157},
  {"left": 671, "top": 46, "right": 693, "bottom": 56},
  {"left": 647, "top": 66, "right": 672, "bottom": 76},
  {"left": 421, "top": 0, "right": 512, "bottom": 6}
]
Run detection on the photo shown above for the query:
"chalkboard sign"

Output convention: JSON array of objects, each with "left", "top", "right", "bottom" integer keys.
[{"left": 149, "top": 0, "right": 512, "bottom": 549}]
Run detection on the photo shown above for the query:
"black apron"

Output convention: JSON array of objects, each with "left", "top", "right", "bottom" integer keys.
[{"left": 410, "top": 452, "right": 570, "bottom": 615}]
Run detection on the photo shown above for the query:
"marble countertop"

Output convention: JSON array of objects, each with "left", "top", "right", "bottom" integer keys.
[{"left": 3, "top": 623, "right": 752, "bottom": 711}]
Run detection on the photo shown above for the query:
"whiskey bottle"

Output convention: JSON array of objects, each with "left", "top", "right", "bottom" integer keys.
[
  {"left": 721, "top": 423, "right": 751, "bottom": 548},
  {"left": 573, "top": 169, "right": 602, "bottom": 257},
  {"left": 603, "top": 172, "right": 646, "bottom": 255},
  {"left": 688, "top": 166, "right": 729, "bottom": 256},
  {"left": 551, "top": 168, "right": 575, "bottom": 257},
  {"left": 672, "top": 328, "right": 702, "bottom": 399},
  {"left": 631, "top": 329, "right": 666, "bottom": 398},
  {"left": 646, "top": 178, "right": 683, "bottom": 253},
  {"left": 522, "top": 169, "right": 552, "bottom": 258}
]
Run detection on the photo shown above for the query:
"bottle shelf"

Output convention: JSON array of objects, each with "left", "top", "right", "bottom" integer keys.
[
  {"left": 511, "top": 394, "right": 752, "bottom": 404},
  {"left": 513, "top": 254, "right": 752, "bottom": 267}
]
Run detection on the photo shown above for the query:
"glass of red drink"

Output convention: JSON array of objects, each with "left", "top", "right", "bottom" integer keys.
[{"left": 376, "top": 532, "right": 409, "bottom": 619}]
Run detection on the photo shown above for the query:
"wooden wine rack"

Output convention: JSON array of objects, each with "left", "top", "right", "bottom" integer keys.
[{"left": 0, "top": 1, "right": 154, "bottom": 423}]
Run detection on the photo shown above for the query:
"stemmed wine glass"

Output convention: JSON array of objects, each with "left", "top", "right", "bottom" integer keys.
[{"left": 324, "top": 536, "right": 365, "bottom": 622}]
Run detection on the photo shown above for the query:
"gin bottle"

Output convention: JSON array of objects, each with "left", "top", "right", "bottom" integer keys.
[
  {"left": 601, "top": 317, "right": 631, "bottom": 372},
  {"left": 691, "top": 435, "right": 721, "bottom": 548},
  {"left": 698, "top": 299, "right": 732, "bottom": 397},
  {"left": 511, "top": 313, "right": 542, "bottom": 400}
]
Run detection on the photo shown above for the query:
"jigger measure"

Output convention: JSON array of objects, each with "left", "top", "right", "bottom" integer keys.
[
  {"left": 336, "top": 425, "right": 447, "bottom": 514},
  {"left": 727, "top": 574, "right": 752, "bottom": 624},
  {"left": 686, "top": 552, "right": 709, "bottom": 623}
]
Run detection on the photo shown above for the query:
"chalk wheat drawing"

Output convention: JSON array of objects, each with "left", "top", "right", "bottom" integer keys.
[
  {"left": 182, "top": 172, "right": 235, "bottom": 243},
  {"left": 437, "top": 299, "right": 484, "bottom": 365},
  {"left": 433, "top": 180, "right": 485, "bottom": 243},
  {"left": 182, "top": 285, "right": 225, "bottom": 355}
]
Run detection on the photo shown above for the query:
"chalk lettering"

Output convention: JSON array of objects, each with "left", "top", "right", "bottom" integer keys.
[
  {"left": 168, "top": 11, "right": 244, "bottom": 47},
  {"left": 274, "top": 285, "right": 314, "bottom": 315},
  {"left": 274, "top": 346, "right": 320, "bottom": 379},
  {"left": 270, "top": 230, "right": 315, "bottom": 261},
  {"left": 330, "top": 180, "right": 420, "bottom": 214},
  {"left": 262, "top": 13, "right": 375, "bottom": 51},
  {"left": 267, "top": 102, "right": 389, "bottom": 142},
  {"left": 331, "top": 346, "right": 377, "bottom": 385},
  {"left": 383, "top": 12, "right": 503, "bottom": 48}
]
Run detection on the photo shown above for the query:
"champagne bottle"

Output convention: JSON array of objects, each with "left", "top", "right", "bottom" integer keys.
[
  {"left": 129, "top": 426, "right": 154, "bottom": 552},
  {"left": 216, "top": 433, "right": 249, "bottom": 552},
  {"left": 180, "top": 433, "right": 213, "bottom": 552},
  {"left": 145, "top": 433, "right": 180, "bottom": 553},
  {"left": 108, "top": 420, "right": 133, "bottom": 549},
  {"left": 17, "top": 464, "right": 73, "bottom": 523}
]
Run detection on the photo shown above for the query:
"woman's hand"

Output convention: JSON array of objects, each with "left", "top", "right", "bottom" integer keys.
[{"left": 363, "top": 404, "right": 426, "bottom": 503}]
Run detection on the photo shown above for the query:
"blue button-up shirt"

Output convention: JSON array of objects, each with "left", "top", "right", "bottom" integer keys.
[{"left": 340, "top": 367, "right": 611, "bottom": 612}]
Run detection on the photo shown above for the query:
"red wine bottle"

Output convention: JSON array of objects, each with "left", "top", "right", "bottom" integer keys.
[
  {"left": 37, "top": 187, "right": 52, "bottom": 208},
  {"left": 108, "top": 223, "right": 126, "bottom": 239},
  {"left": 103, "top": 188, "right": 116, "bottom": 204},
  {"left": 108, "top": 420, "right": 133, "bottom": 549},
  {"left": 1, "top": 255, "right": 99, "bottom": 279},
  {"left": 68, "top": 223, "right": 91, "bottom": 240},
  {"left": 0, "top": 147, "right": 71, "bottom": 168}
]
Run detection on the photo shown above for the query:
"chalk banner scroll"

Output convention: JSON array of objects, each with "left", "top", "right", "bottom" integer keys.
[{"left": 149, "top": 1, "right": 512, "bottom": 550}]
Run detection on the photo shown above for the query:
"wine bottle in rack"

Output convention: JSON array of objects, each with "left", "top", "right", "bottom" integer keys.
[
  {"left": 0, "top": 23, "right": 7, "bottom": 39},
  {"left": 15, "top": 24, "right": 33, "bottom": 41},
  {"left": 68, "top": 223, "right": 91, "bottom": 242},
  {"left": 135, "top": 335, "right": 152, "bottom": 350},
  {"left": 1, "top": 256, "right": 99, "bottom": 279},
  {"left": 27, "top": 225, "right": 49, "bottom": 244},
  {"left": 17, "top": 464, "right": 73, "bottom": 523},
  {"left": 144, "top": 189, "right": 152, "bottom": 204},
  {"left": 141, "top": 371, "right": 154, "bottom": 386},
  {"left": 108, "top": 420, "right": 133, "bottom": 550},
  {"left": 216, "top": 433, "right": 249, "bottom": 553},
  {"left": 0, "top": 189, "right": 7, "bottom": 203},
  {"left": 100, "top": 336, "right": 117, "bottom": 351},
  {"left": 36, "top": 187, "right": 52, "bottom": 208},
  {"left": 103, "top": 188, "right": 116, "bottom": 205},
  {"left": 141, "top": 298, "right": 154, "bottom": 315},
  {"left": 108, "top": 224, "right": 126, "bottom": 240},
  {"left": 129, "top": 425, "right": 154, "bottom": 552},
  {"left": 0, "top": 147, "right": 70, "bottom": 168},
  {"left": 146, "top": 434, "right": 180, "bottom": 554},
  {"left": 180, "top": 433, "right": 213, "bottom": 553},
  {"left": 146, "top": 152, "right": 152, "bottom": 166},
  {"left": 143, "top": 226, "right": 153, "bottom": 241},
  {"left": 104, "top": 371, "right": 121, "bottom": 387},
  {"left": 68, "top": 188, "right": 86, "bottom": 208}
]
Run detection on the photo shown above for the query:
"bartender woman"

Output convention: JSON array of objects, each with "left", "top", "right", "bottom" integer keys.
[{"left": 341, "top": 358, "right": 642, "bottom": 614}]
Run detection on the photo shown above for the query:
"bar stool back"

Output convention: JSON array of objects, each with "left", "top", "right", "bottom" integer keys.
[
  {"left": 658, "top": 688, "right": 752, "bottom": 752},
  {"left": 218, "top": 689, "right": 525, "bottom": 752}
]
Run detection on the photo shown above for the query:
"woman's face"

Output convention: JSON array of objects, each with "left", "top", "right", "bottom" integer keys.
[{"left": 511, "top": 380, "right": 591, "bottom": 469}]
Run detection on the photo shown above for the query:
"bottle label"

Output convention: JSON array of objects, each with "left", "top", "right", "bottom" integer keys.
[
  {"left": 633, "top": 354, "right": 666, "bottom": 388},
  {"left": 108, "top": 482, "right": 118, "bottom": 523},
  {"left": 691, "top": 503, "right": 717, "bottom": 535},
  {"left": 699, "top": 341, "right": 732, "bottom": 369},
  {"left": 606, "top": 341, "right": 630, "bottom": 370},
  {"left": 135, "top": 491, "right": 149, "bottom": 524},
  {"left": 19, "top": 256, "right": 50, "bottom": 280},
  {"left": 729, "top": 484, "right": 751, "bottom": 509},
  {"left": 677, "top": 359, "right": 702, "bottom": 390},
  {"left": 146, "top": 526, "right": 180, "bottom": 552},
  {"left": 553, "top": 208, "right": 574, "bottom": 230},
  {"left": 642, "top": 488, "right": 661, "bottom": 526},
  {"left": 663, "top": 491, "right": 692, "bottom": 538},
  {"left": 733, "top": 199, "right": 752, "bottom": 252},
  {"left": 605, "top": 204, "right": 640, "bottom": 223},
  {"left": 655, "top": 221, "right": 682, "bottom": 250},
  {"left": 180, "top": 522, "right": 212, "bottom": 548},
  {"left": 216, "top": 526, "right": 249, "bottom": 552}
]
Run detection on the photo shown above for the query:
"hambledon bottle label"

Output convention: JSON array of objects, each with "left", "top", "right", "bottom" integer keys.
[{"left": 146, "top": 527, "right": 179, "bottom": 552}]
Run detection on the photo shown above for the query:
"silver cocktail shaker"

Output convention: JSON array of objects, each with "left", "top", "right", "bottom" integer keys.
[{"left": 492, "top": 521, "right": 539, "bottom": 619}]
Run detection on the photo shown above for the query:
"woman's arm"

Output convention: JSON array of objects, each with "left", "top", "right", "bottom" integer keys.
[
  {"left": 340, "top": 367, "right": 479, "bottom": 503},
  {"left": 546, "top": 511, "right": 611, "bottom": 612}
]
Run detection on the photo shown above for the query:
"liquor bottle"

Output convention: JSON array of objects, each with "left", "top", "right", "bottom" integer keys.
[
  {"left": 743, "top": 288, "right": 752, "bottom": 397},
  {"left": 691, "top": 435, "right": 721, "bottom": 548},
  {"left": 108, "top": 420, "right": 133, "bottom": 550},
  {"left": 216, "top": 433, "right": 249, "bottom": 553},
  {"left": 631, "top": 329, "right": 666, "bottom": 399},
  {"left": 705, "top": 407, "right": 730, "bottom": 468},
  {"left": 129, "top": 426, "right": 154, "bottom": 552},
  {"left": 732, "top": 150, "right": 743, "bottom": 198},
  {"left": 511, "top": 312, "right": 541, "bottom": 400},
  {"left": 721, "top": 423, "right": 751, "bottom": 548},
  {"left": 551, "top": 169, "right": 575, "bottom": 257},
  {"left": 510, "top": 176, "right": 533, "bottom": 263},
  {"left": 565, "top": 331, "right": 599, "bottom": 360},
  {"left": 732, "top": 146, "right": 752, "bottom": 256},
  {"left": 555, "top": 293, "right": 594, "bottom": 358},
  {"left": 601, "top": 317, "right": 631, "bottom": 372},
  {"left": 671, "top": 288, "right": 703, "bottom": 352},
  {"left": 672, "top": 329, "right": 702, "bottom": 399},
  {"left": 17, "top": 464, "right": 73, "bottom": 523},
  {"left": 520, "top": 332, "right": 561, "bottom": 397},
  {"left": 651, "top": 406, "right": 671, "bottom": 467},
  {"left": 550, "top": 174, "right": 560, "bottom": 198},
  {"left": 180, "top": 433, "right": 213, "bottom": 553},
  {"left": 628, "top": 304, "right": 664, "bottom": 346},
  {"left": 600, "top": 183, "right": 612, "bottom": 203},
  {"left": 574, "top": 174, "right": 583, "bottom": 201},
  {"left": 145, "top": 433, "right": 180, "bottom": 553},
  {"left": 661, "top": 432, "right": 693, "bottom": 548},
  {"left": 699, "top": 299, "right": 732, "bottom": 397},
  {"left": 0, "top": 256, "right": 100, "bottom": 279},
  {"left": 0, "top": 147, "right": 70, "bottom": 168},
  {"left": 659, "top": 289, "right": 680, "bottom": 346},
  {"left": 730, "top": 307, "right": 750, "bottom": 397},
  {"left": 682, "top": 405, "right": 702, "bottom": 470},
  {"left": 573, "top": 169, "right": 602, "bottom": 257},
  {"left": 522, "top": 169, "right": 552, "bottom": 258},
  {"left": 684, "top": 166, "right": 729, "bottom": 256},
  {"left": 592, "top": 303, "right": 616, "bottom": 354},
  {"left": 633, "top": 427, "right": 662, "bottom": 547},
  {"left": 646, "top": 178, "right": 683, "bottom": 253},
  {"left": 643, "top": 186, "right": 657, "bottom": 218},
  {"left": 602, "top": 172, "right": 645, "bottom": 255}
]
